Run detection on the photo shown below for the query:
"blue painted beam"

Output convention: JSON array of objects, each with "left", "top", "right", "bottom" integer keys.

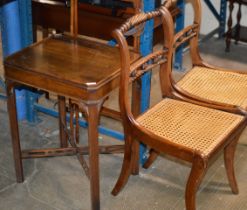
[
  {"left": 204, "top": 0, "right": 221, "bottom": 21},
  {"left": 34, "top": 103, "right": 125, "bottom": 141},
  {"left": 18, "top": 0, "right": 37, "bottom": 122},
  {"left": 203, "top": 0, "right": 227, "bottom": 37},
  {"left": 219, "top": 0, "right": 227, "bottom": 37},
  {"left": 0, "top": 1, "right": 22, "bottom": 57},
  {"left": 0, "top": 93, "right": 7, "bottom": 100},
  {"left": 174, "top": 0, "right": 185, "bottom": 71},
  {"left": 26, "top": 90, "right": 40, "bottom": 123},
  {"left": 0, "top": 77, "right": 5, "bottom": 89},
  {"left": 139, "top": 0, "right": 155, "bottom": 163},
  {"left": 0, "top": 0, "right": 27, "bottom": 120},
  {"left": 18, "top": 0, "right": 33, "bottom": 46}
]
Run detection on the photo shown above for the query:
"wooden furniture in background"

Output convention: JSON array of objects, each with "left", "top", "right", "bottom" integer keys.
[
  {"left": 31, "top": 0, "right": 179, "bottom": 44},
  {"left": 110, "top": 2, "right": 247, "bottom": 210},
  {"left": 32, "top": 0, "right": 141, "bottom": 40},
  {"left": 226, "top": 0, "right": 247, "bottom": 51},
  {"left": 4, "top": 0, "right": 140, "bottom": 209}
]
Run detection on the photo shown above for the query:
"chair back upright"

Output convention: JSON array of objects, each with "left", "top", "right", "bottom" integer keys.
[
  {"left": 112, "top": 4, "right": 174, "bottom": 131},
  {"left": 70, "top": 0, "right": 78, "bottom": 37},
  {"left": 172, "top": 0, "right": 202, "bottom": 65}
]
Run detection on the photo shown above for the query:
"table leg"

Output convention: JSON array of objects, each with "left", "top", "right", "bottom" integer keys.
[
  {"left": 86, "top": 103, "right": 101, "bottom": 210},
  {"left": 6, "top": 81, "right": 24, "bottom": 182},
  {"left": 58, "top": 96, "right": 68, "bottom": 148}
]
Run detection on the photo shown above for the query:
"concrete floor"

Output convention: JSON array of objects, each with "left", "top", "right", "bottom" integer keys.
[{"left": 0, "top": 38, "right": 247, "bottom": 210}]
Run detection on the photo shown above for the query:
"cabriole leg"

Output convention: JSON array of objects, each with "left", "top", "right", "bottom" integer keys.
[
  {"left": 185, "top": 157, "right": 207, "bottom": 210},
  {"left": 224, "top": 136, "right": 240, "bottom": 194},
  {"left": 112, "top": 133, "right": 133, "bottom": 196}
]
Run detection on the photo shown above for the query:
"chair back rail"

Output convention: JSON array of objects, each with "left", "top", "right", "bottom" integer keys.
[
  {"left": 112, "top": 3, "right": 174, "bottom": 135},
  {"left": 173, "top": 24, "right": 198, "bottom": 49},
  {"left": 129, "top": 49, "right": 168, "bottom": 81}
]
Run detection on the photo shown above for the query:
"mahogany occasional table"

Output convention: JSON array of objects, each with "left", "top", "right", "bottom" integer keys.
[{"left": 4, "top": 34, "right": 139, "bottom": 210}]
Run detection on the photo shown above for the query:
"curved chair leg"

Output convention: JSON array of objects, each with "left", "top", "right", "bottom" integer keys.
[
  {"left": 143, "top": 149, "right": 159, "bottom": 169},
  {"left": 112, "top": 134, "right": 134, "bottom": 196},
  {"left": 131, "top": 140, "right": 140, "bottom": 175},
  {"left": 224, "top": 137, "right": 240, "bottom": 194},
  {"left": 185, "top": 157, "right": 207, "bottom": 210}
]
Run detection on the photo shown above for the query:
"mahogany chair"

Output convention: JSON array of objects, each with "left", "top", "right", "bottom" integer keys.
[
  {"left": 110, "top": 3, "right": 247, "bottom": 210},
  {"left": 165, "top": 0, "right": 247, "bottom": 116},
  {"left": 143, "top": 0, "right": 247, "bottom": 176}
]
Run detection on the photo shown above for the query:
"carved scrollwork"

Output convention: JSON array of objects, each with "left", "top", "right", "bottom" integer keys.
[
  {"left": 174, "top": 23, "right": 199, "bottom": 49},
  {"left": 120, "top": 10, "right": 160, "bottom": 33},
  {"left": 129, "top": 49, "right": 168, "bottom": 82}
]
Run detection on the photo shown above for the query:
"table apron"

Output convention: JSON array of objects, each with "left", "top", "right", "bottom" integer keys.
[{"left": 5, "top": 66, "right": 120, "bottom": 102}]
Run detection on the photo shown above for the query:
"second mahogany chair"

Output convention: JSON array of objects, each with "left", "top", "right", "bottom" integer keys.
[
  {"left": 111, "top": 3, "right": 247, "bottom": 210},
  {"left": 170, "top": 0, "right": 247, "bottom": 115}
]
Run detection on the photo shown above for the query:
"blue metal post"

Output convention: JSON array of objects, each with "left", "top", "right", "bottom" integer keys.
[
  {"left": 0, "top": 93, "right": 7, "bottom": 100},
  {"left": 204, "top": 0, "right": 221, "bottom": 21},
  {"left": 26, "top": 90, "right": 40, "bottom": 123},
  {"left": 0, "top": 0, "right": 27, "bottom": 120},
  {"left": 0, "top": 77, "right": 5, "bottom": 89},
  {"left": 18, "top": 0, "right": 33, "bottom": 46},
  {"left": 174, "top": 0, "right": 185, "bottom": 71},
  {"left": 0, "top": 1, "right": 22, "bottom": 57},
  {"left": 203, "top": 0, "right": 227, "bottom": 38},
  {"left": 219, "top": 0, "right": 227, "bottom": 38},
  {"left": 34, "top": 103, "right": 125, "bottom": 141},
  {"left": 18, "top": 0, "right": 37, "bottom": 123},
  {"left": 139, "top": 0, "right": 155, "bottom": 163}
]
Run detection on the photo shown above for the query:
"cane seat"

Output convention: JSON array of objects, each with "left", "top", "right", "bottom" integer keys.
[
  {"left": 137, "top": 98, "right": 244, "bottom": 157},
  {"left": 177, "top": 67, "right": 247, "bottom": 109}
]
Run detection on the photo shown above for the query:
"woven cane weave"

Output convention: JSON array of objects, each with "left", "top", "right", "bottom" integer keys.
[
  {"left": 137, "top": 98, "right": 244, "bottom": 156},
  {"left": 177, "top": 66, "right": 247, "bottom": 109}
]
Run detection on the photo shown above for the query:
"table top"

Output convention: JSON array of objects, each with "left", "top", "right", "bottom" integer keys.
[{"left": 4, "top": 35, "right": 140, "bottom": 100}]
